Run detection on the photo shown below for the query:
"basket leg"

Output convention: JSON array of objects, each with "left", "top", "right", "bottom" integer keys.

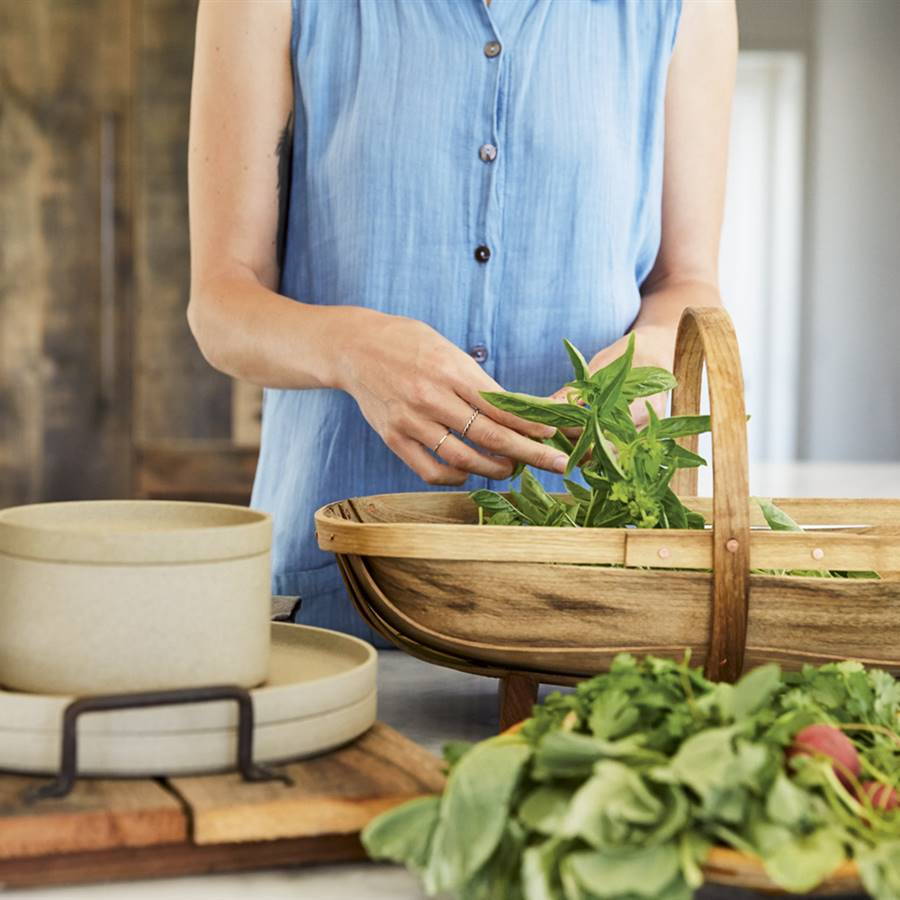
[{"left": 498, "top": 674, "right": 539, "bottom": 732}]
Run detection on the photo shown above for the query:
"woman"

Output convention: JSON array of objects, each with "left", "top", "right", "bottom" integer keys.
[{"left": 187, "top": 0, "right": 737, "bottom": 645}]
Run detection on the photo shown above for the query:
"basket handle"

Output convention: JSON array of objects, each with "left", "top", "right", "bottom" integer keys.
[{"left": 670, "top": 307, "right": 750, "bottom": 682}]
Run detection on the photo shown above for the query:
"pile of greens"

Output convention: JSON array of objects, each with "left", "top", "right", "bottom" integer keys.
[{"left": 363, "top": 656, "right": 900, "bottom": 899}]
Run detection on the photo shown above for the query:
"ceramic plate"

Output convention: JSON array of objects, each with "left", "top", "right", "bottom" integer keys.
[
  {"left": 0, "top": 623, "right": 376, "bottom": 734},
  {"left": 0, "top": 691, "right": 377, "bottom": 776}
]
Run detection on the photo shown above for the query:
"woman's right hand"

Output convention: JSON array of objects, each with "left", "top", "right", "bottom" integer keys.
[{"left": 335, "top": 309, "right": 570, "bottom": 486}]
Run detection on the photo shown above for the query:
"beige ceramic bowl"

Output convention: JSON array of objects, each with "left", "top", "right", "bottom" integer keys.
[{"left": 0, "top": 500, "right": 272, "bottom": 695}]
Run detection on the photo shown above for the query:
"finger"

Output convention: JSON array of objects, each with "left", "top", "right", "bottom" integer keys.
[
  {"left": 385, "top": 431, "right": 469, "bottom": 486},
  {"left": 457, "top": 373, "right": 557, "bottom": 441},
  {"left": 414, "top": 421, "right": 515, "bottom": 480},
  {"left": 465, "top": 414, "right": 569, "bottom": 474}
]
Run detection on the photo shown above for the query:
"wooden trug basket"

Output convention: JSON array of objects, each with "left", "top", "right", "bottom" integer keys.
[{"left": 315, "top": 306, "right": 900, "bottom": 723}]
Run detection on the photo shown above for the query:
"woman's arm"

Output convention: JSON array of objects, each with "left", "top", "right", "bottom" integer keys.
[
  {"left": 551, "top": 0, "right": 738, "bottom": 411},
  {"left": 187, "top": 1, "right": 566, "bottom": 483},
  {"left": 188, "top": 0, "right": 344, "bottom": 390}
]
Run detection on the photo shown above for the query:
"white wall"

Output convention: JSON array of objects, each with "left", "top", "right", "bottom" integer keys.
[{"left": 736, "top": 0, "right": 900, "bottom": 462}]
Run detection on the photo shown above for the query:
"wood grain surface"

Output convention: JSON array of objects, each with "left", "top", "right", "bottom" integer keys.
[
  {"left": 0, "top": 776, "right": 185, "bottom": 860},
  {"left": 0, "top": 722, "right": 444, "bottom": 887},
  {"left": 0, "top": 833, "right": 365, "bottom": 890},
  {"left": 133, "top": 439, "right": 258, "bottom": 503},
  {"left": 169, "top": 722, "right": 446, "bottom": 845}
]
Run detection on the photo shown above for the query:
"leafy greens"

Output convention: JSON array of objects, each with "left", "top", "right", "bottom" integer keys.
[{"left": 363, "top": 656, "right": 900, "bottom": 899}]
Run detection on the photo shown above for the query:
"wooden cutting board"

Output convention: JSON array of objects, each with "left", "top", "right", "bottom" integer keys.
[{"left": 0, "top": 722, "right": 444, "bottom": 889}]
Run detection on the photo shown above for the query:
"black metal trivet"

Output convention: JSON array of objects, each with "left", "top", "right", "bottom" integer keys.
[{"left": 24, "top": 684, "right": 294, "bottom": 804}]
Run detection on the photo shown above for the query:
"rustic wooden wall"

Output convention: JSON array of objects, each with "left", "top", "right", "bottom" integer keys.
[
  {"left": 0, "top": 0, "right": 246, "bottom": 508},
  {"left": 132, "top": 0, "right": 232, "bottom": 444},
  {"left": 0, "top": 0, "right": 134, "bottom": 505}
]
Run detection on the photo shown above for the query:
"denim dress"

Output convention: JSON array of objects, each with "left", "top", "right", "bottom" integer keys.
[{"left": 251, "top": 0, "right": 683, "bottom": 646}]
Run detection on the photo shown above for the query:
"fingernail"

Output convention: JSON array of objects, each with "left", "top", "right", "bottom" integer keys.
[
  {"left": 553, "top": 455, "right": 568, "bottom": 473},
  {"left": 541, "top": 425, "right": 556, "bottom": 438}
]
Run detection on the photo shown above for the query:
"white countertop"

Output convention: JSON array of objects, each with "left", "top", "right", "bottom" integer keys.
[{"left": 9, "top": 462, "right": 893, "bottom": 900}]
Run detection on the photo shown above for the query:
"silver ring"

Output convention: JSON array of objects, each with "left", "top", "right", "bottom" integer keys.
[
  {"left": 432, "top": 429, "right": 453, "bottom": 454},
  {"left": 461, "top": 406, "right": 480, "bottom": 439}
]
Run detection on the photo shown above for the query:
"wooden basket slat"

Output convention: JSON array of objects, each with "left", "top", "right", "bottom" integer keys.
[
  {"left": 319, "top": 501, "right": 900, "bottom": 571},
  {"left": 356, "top": 556, "right": 900, "bottom": 676}
]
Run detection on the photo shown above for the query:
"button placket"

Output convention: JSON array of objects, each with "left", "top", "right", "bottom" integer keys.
[{"left": 467, "top": 4, "right": 506, "bottom": 378}]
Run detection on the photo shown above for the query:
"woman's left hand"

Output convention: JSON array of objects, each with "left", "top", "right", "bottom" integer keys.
[{"left": 548, "top": 325, "right": 677, "bottom": 429}]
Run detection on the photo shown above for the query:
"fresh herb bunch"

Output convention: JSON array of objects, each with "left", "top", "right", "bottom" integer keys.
[
  {"left": 470, "top": 334, "right": 711, "bottom": 530},
  {"left": 363, "top": 656, "right": 900, "bottom": 899}
]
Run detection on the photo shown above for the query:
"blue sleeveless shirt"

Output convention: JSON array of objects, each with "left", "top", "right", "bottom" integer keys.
[{"left": 251, "top": 0, "right": 682, "bottom": 646}]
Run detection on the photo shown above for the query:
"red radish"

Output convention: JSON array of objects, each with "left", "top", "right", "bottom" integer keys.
[
  {"left": 787, "top": 724, "right": 860, "bottom": 788},
  {"left": 859, "top": 780, "right": 899, "bottom": 812}
]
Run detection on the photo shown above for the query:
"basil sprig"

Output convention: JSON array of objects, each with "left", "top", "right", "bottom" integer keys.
[{"left": 471, "top": 334, "right": 709, "bottom": 530}]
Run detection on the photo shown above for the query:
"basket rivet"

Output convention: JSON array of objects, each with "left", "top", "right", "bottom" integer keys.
[
  {"left": 811, "top": 547, "right": 825, "bottom": 560},
  {"left": 657, "top": 547, "right": 671, "bottom": 559},
  {"left": 725, "top": 539, "right": 739, "bottom": 553}
]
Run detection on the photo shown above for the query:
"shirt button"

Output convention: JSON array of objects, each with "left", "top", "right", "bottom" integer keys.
[
  {"left": 484, "top": 40, "right": 502, "bottom": 58},
  {"left": 479, "top": 143, "right": 497, "bottom": 162},
  {"left": 470, "top": 345, "right": 489, "bottom": 364},
  {"left": 474, "top": 244, "right": 491, "bottom": 263}
]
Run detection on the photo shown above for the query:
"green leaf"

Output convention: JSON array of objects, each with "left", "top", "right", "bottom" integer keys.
[
  {"left": 605, "top": 404, "right": 640, "bottom": 442},
  {"left": 522, "top": 838, "right": 569, "bottom": 900},
  {"left": 765, "top": 772, "right": 816, "bottom": 829},
  {"left": 563, "top": 478, "right": 593, "bottom": 504},
  {"left": 424, "top": 736, "right": 532, "bottom": 893},
  {"left": 685, "top": 509, "right": 707, "bottom": 529},
  {"left": 665, "top": 725, "right": 742, "bottom": 806},
  {"left": 592, "top": 411, "right": 625, "bottom": 479},
  {"left": 361, "top": 794, "right": 440, "bottom": 872},
  {"left": 459, "top": 820, "right": 527, "bottom": 900},
  {"left": 623, "top": 366, "right": 678, "bottom": 401},
  {"left": 518, "top": 784, "right": 573, "bottom": 835},
  {"left": 732, "top": 664, "right": 782, "bottom": 719},
  {"left": 857, "top": 840, "right": 900, "bottom": 900},
  {"left": 562, "top": 761, "right": 664, "bottom": 847},
  {"left": 666, "top": 443, "right": 707, "bottom": 469},
  {"left": 755, "top": 497, "right": 802, "bottom": 532},
  {"left": 593, "top": 333, "right": 636, "bottom": 415},
  {"left": 588, "top": 688, "right": 640, "bottom": 740},
  {"left": 480, "top": 391, "right": 590, "bottom": 429},
  {"left": 654, "top": 415, "right": 711, "bottom": 439},
  {"left": 660, "top": 488, "right": 688, "bottom": 530},
  {"left": 565, "top": 419, "right": 595, "bottom": 476},
  {"left": 509, "top": 489, "right": 550, "bottom": 527},
  {"left": 762, "top": 827, "right": 847, "bottom": 894},
  {"left": 520, "top": 468, "right": 555, "bottom": 513},
  {"left": 469, "top": 490, "right": 534, "bottom": 525},
  {"left": 565, "top": 843, "right": 681, "bottom": 898},
  {"left": 534, "top": 731, "right": 653, "bottom": 780},
  {"left": 563, "top": 339, "right": 590, "bottom": 382}
]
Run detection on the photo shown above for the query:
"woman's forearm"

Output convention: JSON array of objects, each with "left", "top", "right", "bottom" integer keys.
[
  {"left": 631, "top": 278, "right": 723, "bottom": 367},
  {"left": 187, "top": 273, "right": 362, "bottom": 391}
]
